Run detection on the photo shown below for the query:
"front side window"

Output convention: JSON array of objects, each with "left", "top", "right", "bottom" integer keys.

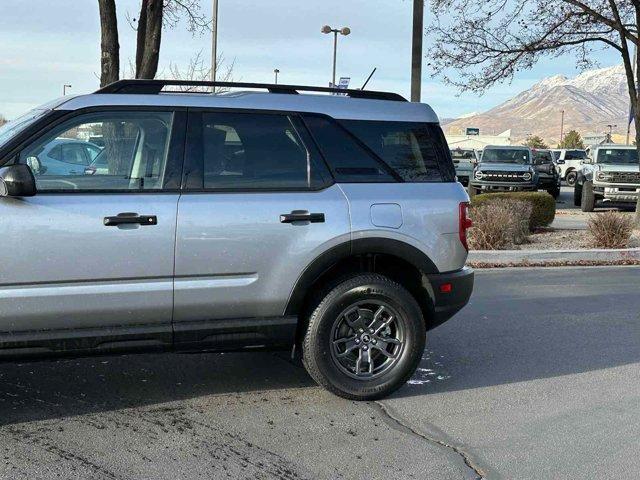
[
  {"left": 201, "top": 112, "right": 320, "bottom": 190},
  {"left": 482, "top": 148, "right": 531, "bottom": 164},
  {"left": 533, "top": 151, "right": 553, "bottom": 164},
  {"left": 597, "top": 149, "right": 638, "bottom": 164},
  {"left": 341, "top": 120, "right": 455, "bottom": 182},
  {"left": 564, "top": 150, "right": 586, "bottom": 160},
  {"left": 20, "top": 111, "right": 173, "bottom": 191}
]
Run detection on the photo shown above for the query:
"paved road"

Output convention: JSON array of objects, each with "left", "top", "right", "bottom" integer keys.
[{"left": 1, "top": 267, "right": 639, "bottom": 479}]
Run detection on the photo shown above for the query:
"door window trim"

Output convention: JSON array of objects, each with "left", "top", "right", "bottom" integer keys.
[
  {"left": 5, "top": 106, "right": 187, "bottom": 194},
  {"left": 182, "top": 108, "right": 334, "bottom": 193}
]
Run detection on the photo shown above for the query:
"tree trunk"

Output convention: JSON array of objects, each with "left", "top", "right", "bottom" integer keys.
[
  {"left": 98, "top": 0, "right": 119, "bottom": 87},
  {"left": 136, "top": 0, "right": 163, "bottom": 79}
]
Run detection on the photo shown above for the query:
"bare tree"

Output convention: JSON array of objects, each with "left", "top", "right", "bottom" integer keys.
[
  {"left": 168, "top": 50, "right": 235, "bottom": 91},
  {"left": 98, "top": 0, "right": 120, "bottom": 87},
  {"left": 429, "top": 1, "right": 640, "bottom": 221},
  {"left": 98, "top": 0, "right": 212, "bottom": 86}
]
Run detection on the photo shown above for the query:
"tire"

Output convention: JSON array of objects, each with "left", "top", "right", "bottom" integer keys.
[
  {"left": 547, "top": 186, "right": 560, "bottom": 199},
  {"left": 573, "top": 184, "right": 582, "bottom": 207},
  {"left": 302, "top": 274, "right": 425, "bottom": 400},
  {"left": 566, "top": 170, "right": 577, "bottom": 186},
  {"left": 581, "top": 180, "right": 595, "bottom": 212}
]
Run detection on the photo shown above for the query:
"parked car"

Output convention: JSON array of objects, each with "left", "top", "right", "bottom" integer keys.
[
  {"left": 23, "top": 137, "right": 102, "bottom": 176},
  {"left": 532, "top": 149, "right": 561, "bottom": 198},
  {"left": 554, "top": 149, "right": 587, "bottom": 185},
  {"left": 0, "top": 79, "right": 474, "bottom": 400},
  {"left": 468, "top": 145, "right": 537, "bottom": 196},
  {"left": 574, "top": 144, "right": 640, "bottom": 211},
  {"left": 450, "top": 147, "right": 478, "bottom": 186}
]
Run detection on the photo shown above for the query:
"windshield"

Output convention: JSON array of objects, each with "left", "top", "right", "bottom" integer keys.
[
  {"left": 0, "top": 109, "right": 48, "bottom": 149},
  {"left": 450, "top": 149, "right": 475, "bottom": 160},
  {"left": 564, "top": 150, "right": 586, "bottom": 160},
  {"left": 482, "top": 148, "right": 531, "bottom": 164},
  {"left": 597, "top": 148, "right": 638, "bottom": 164}
]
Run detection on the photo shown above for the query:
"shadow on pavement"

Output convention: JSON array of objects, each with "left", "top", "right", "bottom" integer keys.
[{"left": 0, "top": 350, "right": 315, "bottom": 427}]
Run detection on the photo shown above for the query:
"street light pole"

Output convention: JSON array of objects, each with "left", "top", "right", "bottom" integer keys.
[
  {"left": 560, "top": 110, "right": 565, "bottom": 145},
  {"left": 274, "top": 69, "right": 280, "bottom": 84},
  {"left": 411, "top": 0, "right": 424, "bottom": 102},
  {"left": 322, "top": 25, "right": 350, "bottom": 87},
  {"left": 63, "top": 84, "right": 72, "bottom": 96},
  {"left": 211, "top": 0, "right": 219, "bottom": 91}
]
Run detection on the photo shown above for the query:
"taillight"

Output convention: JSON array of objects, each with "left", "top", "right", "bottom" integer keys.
[{"left": 459, "top": 202, "right": 472, "bottom": 251}]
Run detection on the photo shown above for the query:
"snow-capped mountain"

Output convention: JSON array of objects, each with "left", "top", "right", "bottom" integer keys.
[{"left": 443, "top": 65, "right": 631, "bottom": 143}]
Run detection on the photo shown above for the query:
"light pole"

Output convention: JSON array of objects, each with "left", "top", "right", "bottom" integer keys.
[
  {"left": 560, "top": 110, "right": 565, "bottom": 145},
  {"left": 211, "top": 0, "right": 219, "bottom": 91},
  {"left": 321, "top": 25, "right": 350, "bottom": 88},
  {"left": 411, "top": 0, "right": 424, "bottom": 102},
  {"left": 63, "top": 84, "right": 72, "bottom": 96},
  {"left": 274, "top": 69, "right": 280, "bottom": 84}
]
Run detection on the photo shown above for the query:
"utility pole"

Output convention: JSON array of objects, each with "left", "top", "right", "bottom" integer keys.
[
  {"left": 63, "top": 84, "right": 72, "bottom": 96},
  {"left": 274, "top": 69, "right": 280, "bottom": 84},
  {"left": 211, "top": 0, "right": 219, "bottom": 91},
  {"left": 410, "top": 0, "right": 424, "bottom": 102},
  {"left": 559, "top": 110, "right": 565, "bottom": 145}
]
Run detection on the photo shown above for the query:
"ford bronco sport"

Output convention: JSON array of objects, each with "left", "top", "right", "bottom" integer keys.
[
  {"left": 0, "top": 80, "right": 473, "bottom": 400},
  {"left": 575, "top": 144, "right": 640, "bottom": 212}
]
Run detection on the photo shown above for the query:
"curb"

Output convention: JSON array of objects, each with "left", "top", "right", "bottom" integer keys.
[{"left": 468, "top": 248, "right": 640, "bottom": 268}]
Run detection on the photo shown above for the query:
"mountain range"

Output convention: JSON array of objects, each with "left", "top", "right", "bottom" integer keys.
[{"left": 442, "top": 65, "right": 632, "bottom": 144}]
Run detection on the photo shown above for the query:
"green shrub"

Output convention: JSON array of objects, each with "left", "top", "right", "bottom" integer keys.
[{"left": 470, "top": 192, "right": 556, "bottom": 229}]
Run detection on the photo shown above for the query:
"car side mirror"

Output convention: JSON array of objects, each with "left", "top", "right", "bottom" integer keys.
[{"left": 0, "top": 164, "right": 37, "bottom": 197}]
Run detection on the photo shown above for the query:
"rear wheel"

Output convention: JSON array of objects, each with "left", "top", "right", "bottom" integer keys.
[
  {"left": 302, "top": 274, "right": 425, "bottom": 400},
  {"left": 547, "top": 186, "right": 561, "bottom": 199},
  {"left": 566, "top": 170, "right": 577, "bottom": 186},
  {"left": 581, "top": 181, "right": 595, "bottom": 212}
]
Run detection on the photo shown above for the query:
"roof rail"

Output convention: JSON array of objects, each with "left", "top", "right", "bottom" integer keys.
[{"left": 94, "top": 79, "right": 407, "bottom": 102}]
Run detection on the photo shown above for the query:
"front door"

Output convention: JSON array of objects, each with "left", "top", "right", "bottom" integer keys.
[{"left": 0, "top": 109, "right": 184, "bottom": 350}]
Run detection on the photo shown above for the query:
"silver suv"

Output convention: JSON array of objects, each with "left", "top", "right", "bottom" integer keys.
[{"left": 0, "top": 80, "right": 473, "bottom": 400}]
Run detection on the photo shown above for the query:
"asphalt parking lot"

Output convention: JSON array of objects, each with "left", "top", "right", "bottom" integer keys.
[{"left": 1, "top": 266, "right": 639, "bottom": 480}]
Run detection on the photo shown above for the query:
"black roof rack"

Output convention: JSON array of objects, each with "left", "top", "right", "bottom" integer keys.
[{"left": 94, "top": 79, "right": 407, "bottom": 102}]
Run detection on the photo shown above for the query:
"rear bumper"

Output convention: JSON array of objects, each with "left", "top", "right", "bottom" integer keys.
[{"left": 426, "top": 267, "right": 474, "bottom": 330}]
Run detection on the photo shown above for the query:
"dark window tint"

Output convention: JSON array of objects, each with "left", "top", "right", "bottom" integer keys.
[
  {"left": 533, "top": 150, "right": 553, "bottom": 164},
  {"left": 564, "top": 150, "right": 586, "bottom": 160},
  {"left": 202, "top": 113, "right": 315, "bottom": 189},
  {"left": 303, "top": 116, "right": 394, "bottom": 182},
  {"left": 341, "top": 120, "right": 454, "bottom": 182}
]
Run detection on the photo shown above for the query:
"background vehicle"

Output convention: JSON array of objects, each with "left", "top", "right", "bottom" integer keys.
[
  {"left": 0, "top": 80, "right": 474, "bottom": 400},
  {"left": 532, "top": 149, "right": 561, "bottom": 198},
  {"left": 574, "top": 144, "right": 640, "bottom": 211},
  {"left": 24, "top": 138, "right": 102, "bottom": 176},
  {"left": 555, "top": 149, "right": 587, "bottom": 185},
  {"left": 450, "top": 147, "right": 478, "bottom": 186},
  {"left": 468, "top": 145, "right": 537, "bottom": 197}
]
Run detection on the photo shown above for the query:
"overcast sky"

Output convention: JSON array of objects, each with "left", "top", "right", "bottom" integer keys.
[{"left": 0, "top": 0, "right": 620, "bottom": 120}]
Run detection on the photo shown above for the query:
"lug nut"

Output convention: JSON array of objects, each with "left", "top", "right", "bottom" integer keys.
[
  {"left": 369, "top": 329, "right": 374, "bottom": 333},
  {"left": 359, "top": 328, "right": 364, "bottom": 333},
  {"left": 362, "top": 345, "right": 368, "bottom": 351},
  {"left": 372, "top": 339, "right": 377, "bottom": 344},
  {"left": 355, "top": 339, "right": 360, "bottom": 344}
]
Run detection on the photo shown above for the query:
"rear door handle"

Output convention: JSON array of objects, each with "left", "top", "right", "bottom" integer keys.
[
  {"left": 279, "top": 211, "right": 325, "bottom": 223},
  {"left": 104, "top": 212, "right": 158, "bottom": 226}
]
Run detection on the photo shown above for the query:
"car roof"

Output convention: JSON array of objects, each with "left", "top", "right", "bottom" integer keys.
[
  {"left": 594, "top": 144, "right": 635, "bottom": 150},
  {"left": 54, "top": 91, "right": 440, "bottom": 123},
  {"left": 483, "top": 145, "right": 530, "bottom": 150}
]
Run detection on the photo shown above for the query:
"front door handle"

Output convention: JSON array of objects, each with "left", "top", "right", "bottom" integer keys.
[
  {"left": 279, "top": 211, "right": 325, "bottom": 224},
  {"left": 104, "top": 212, "right": 158, "bottom": 226}
]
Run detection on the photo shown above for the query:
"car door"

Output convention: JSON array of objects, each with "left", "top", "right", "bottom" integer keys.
[
  {"left": 0, "top": 108, "right": 185, "bottom": 351},
  {"left": 173, "top": 110, "right": 350, "bottom": 345}
]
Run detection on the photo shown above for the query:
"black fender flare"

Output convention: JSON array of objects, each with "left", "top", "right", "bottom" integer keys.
[{"left": 284, "top": 237, "right": 439, "bottom": 316}]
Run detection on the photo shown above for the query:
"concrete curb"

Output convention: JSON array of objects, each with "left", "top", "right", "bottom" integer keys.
[{"left": 468, "top": 248, "right": 640, "bottom": 267}]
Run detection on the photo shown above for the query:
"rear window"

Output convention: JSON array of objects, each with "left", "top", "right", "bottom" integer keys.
[
  {"left": 482, "top": 148, "right": 531, "bottom": 164},
  {"left": 564, "top": 150, "right": 586, "bottom": 160},
  {"left": 341, "top": 120, "right": 455, "bottom": 182}
]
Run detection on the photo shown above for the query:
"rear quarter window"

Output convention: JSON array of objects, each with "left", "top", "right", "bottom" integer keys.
[{"left": 341, "top": 120, "right": 455, "bottom": 182}]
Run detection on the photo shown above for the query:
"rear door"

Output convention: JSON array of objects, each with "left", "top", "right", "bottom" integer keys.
[
  {"left": 173, "top": 110, "right": 350, "bottom": 345},
  {"left": 0, "top": 109, "right": 185, "bottom": 350}
]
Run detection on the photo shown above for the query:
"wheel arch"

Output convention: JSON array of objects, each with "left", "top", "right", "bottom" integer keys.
[{"left": 285, "top": 237, "right": 441, "bottom": 334}]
